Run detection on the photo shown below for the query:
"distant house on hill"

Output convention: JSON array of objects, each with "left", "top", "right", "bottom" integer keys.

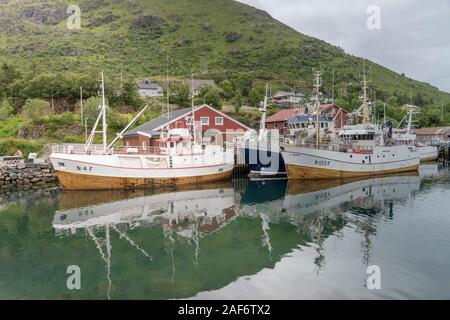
[
  {"left": 414, "top": 127, "right": 450, "bottom": 144},
  {"left": 122, "top": 104, "right": 251, "bottom": 148},
  {"left": 136, "top": 80, "right": 164, "bottom": 97},
  {"left": 271, "top": 91, "right": 304, "bottom": 109},
  {"left": 183, "top": 79, "right": 217, "bottom": 96}
]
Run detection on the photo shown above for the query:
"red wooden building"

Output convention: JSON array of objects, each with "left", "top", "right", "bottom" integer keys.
[
  {"left": 123, "top": 104, "right": 251, "bottom": 148},
  {"left": 265, "top": 108, "right": 304, "bottom": 135}
]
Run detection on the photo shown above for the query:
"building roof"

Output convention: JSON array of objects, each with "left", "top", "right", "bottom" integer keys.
[
  {"left": 414, "top": 127, "right": 450, "bottom": 136},
  {"left": 272, "top": 91, "right": 304, "bottom": 98},
  {"left": 183, "top": 79, "right": 216, "bottom": 90},
  {"left": 124, "top": 105, "right": 251, "bottom": 137},
  {"left": 266, "top": 109, "right": 304, "bottom": 123},
  {"left": 124, "top": 107, "right": 191, "bottom": 137},
  {"left": 136, "top": 80, "right": 163, "bottom": 90}
]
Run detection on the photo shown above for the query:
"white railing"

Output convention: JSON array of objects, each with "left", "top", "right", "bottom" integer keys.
[{"left": 51, "top": 143, "right": 232, "bottom": 157}]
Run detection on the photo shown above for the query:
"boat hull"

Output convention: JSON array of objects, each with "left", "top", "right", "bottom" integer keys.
[
  {"left": 419, "top": 146, "right": 438, "bottom": 162},
  {"left": 283, "top": 146, "right": 420, "bottom": 180},
  {"left": 50, "top": 152, "right": 234, "bottom": 190},
  {"left": 238, "top": 146, "right": 286, "bottom": 178},
  {"left": 55, "top": 169, "right": 233, "bottom": 190}
]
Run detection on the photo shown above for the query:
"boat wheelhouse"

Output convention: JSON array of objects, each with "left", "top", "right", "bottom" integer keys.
[{"left": 287, "top": 114, "right": 333, "bottom": 137}]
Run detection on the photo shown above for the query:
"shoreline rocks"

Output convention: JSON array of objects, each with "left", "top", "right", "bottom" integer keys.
[{"left": 0, "top": 162, "right": 58, "bottom": 191}]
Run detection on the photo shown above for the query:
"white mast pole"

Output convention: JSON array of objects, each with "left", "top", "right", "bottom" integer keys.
[
  {"left": 191, "top": 73, "right": 197, "bottom": 144},
  {"left": 314, "top": 71, "right": 322, "bottom": 149},
  {"left": 106, "top": 104, "right": 150, "bottom": 150},
  {"left": 258, "top": 84, "right": 269, "bottom": 140},
  {"left": 101, "top": 72, "right": 107, "bottom": 152}
]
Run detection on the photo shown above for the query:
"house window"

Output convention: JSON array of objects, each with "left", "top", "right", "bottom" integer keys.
[
  {"left": 283, "top": 122, "right": 287, "bottom": 128},
  {"left": 201, "top": 117, "right": 209, "bottom": 125},
  {"left": 142, "top": 141, "right": 147, "bottom": 150},
  {"left": 215, "top": 117, "right": 224, "bottom": 126}
]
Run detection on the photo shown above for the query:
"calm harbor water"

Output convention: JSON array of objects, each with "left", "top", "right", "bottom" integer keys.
[{"left": 1, "top": 164, "right": 450, "bottom": 300}]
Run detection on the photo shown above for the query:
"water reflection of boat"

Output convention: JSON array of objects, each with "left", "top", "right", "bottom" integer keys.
[
  {"left": 284, "top": 174, "right": 420, "bottom": 213},
  {"left": 239, "top": 174, "right": 420, "bottom": 222},
  {"left": 54, "top": 182, "right": 236, "bottom": 238}
]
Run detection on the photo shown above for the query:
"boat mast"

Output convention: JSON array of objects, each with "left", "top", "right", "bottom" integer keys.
[
  {"left": 101, "top": 72, "right": 107, "bottom": 152},
  {"left": 258, "top": 83, "right": 269, "bottom": 141},
  {"left": 362, "top": 67, "right": 371, "bottom": 125},
  {"left": 313, "top": 71, "right": 322, "bottom": 149},
  {"left": 191, "top": 73, "right": 197, "bottom": 144},
  {"left": 406, "top": 108, "right": 413, "bottom": 135}
]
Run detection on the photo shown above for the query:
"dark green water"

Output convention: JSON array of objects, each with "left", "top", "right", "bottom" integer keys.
[{"left": 1, "top": 164, "right": 450, "bottom": 299}]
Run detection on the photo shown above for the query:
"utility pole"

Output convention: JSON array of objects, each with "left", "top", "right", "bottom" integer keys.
[
  {"left": 85, "top": 117, "right": 88, "bottom": 141},
  {"left": 80, "top": 86, "right": 83, "bottom": 121},
  {"left": 332, "top": 66, "right": 335, "bottom": 106}
]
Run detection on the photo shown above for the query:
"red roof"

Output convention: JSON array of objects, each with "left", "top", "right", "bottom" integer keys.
[
  {"left": 415, "top": 127, "right": 450, "bottom": 136},
  {"left": 266, "top": 109, "right": 304, "bottom": 123}
]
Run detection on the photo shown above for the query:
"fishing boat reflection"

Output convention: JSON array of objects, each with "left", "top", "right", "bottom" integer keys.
[
  {"left": 51, "top": 174, "right": 421, "bottom": 299},
  {"left": 54, "top": 182, "right": 237, "bottom": 238}
]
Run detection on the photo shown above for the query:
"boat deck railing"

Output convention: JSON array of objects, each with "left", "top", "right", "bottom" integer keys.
[
  {"left": 51, "top": 144, "right": 231, "bottom": 156},
  {"left": 51, "top": 144, "right": 161, "bottom": 156},
  {"left": 285, "top": 141, "right": 375, "bottom": 154}
]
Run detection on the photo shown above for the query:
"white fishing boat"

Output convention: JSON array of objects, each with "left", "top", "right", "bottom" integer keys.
[
  {"left": 393, "top": 105, "right": 438, "bottom": 161},
  {"left": 282, "top": 70, "right": 420, "bottom": 180},
  {"left": 50, "top": 73, "right": 234, "bottom": 190}
]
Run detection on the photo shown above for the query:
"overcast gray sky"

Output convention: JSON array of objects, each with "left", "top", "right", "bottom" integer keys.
[{"left": 238, "top": 0, "right": 450, "bottom": 93}]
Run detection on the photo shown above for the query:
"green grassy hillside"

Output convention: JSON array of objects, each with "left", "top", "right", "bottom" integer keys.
[
  {"left": 1, "top": 0, "right": 449, "bottom": 100},
  {"left": 0, "top": 0, "right": 449, "bottom": 155}
]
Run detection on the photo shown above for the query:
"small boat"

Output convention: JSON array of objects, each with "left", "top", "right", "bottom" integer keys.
[
  {"left": 393, "top": 105, "right": 438, "bottom": 162},
  {"left": 238, "top": 84, "right": 287, "bottom": 179},
  {"left": 50, "top": 73, "right": 234, "bottom": 190},
  {"left": 282, "top": 70, "right": 420, "bottom": 180}
]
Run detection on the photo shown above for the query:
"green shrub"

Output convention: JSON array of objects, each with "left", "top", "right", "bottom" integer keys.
[
  {"left": 0, "top": 138, "right": 42, "bottom": 157},
  {"left": 0, "top": 99, "right": 14, "bottom": 120},
  {"left": 22, "top": 99, "right": 51, "bottom": 119}
]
